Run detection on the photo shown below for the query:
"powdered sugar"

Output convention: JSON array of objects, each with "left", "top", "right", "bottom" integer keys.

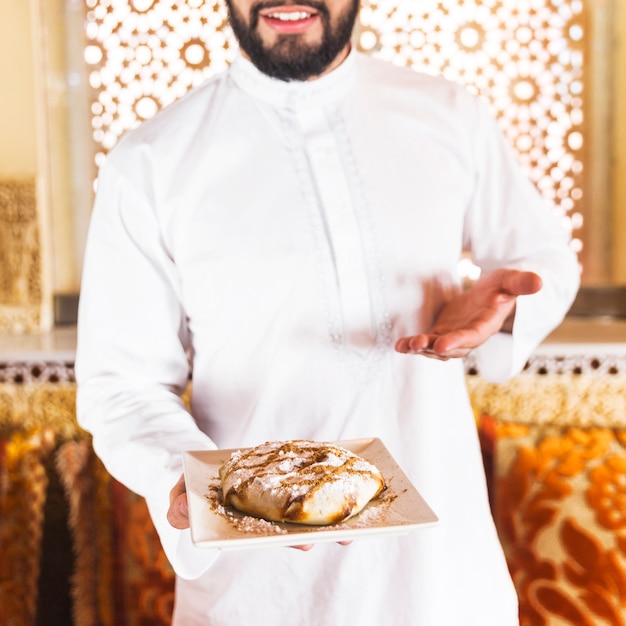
[
  {"left": 206, "top": 440, "right": 392, "bottom": 532},
  {"left": 205, "top": 477, "right": 289, "bottom": 535},
  {"left": 219, "top": 440, "right": 386, "bottom": 517},
  {"left": 205, "top": 472, "right": 397, "bottom": 537}
]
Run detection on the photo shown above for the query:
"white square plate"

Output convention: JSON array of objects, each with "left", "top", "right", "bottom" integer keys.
[{"left": 183, "top": 437, "right": 438, "bottom": 549}]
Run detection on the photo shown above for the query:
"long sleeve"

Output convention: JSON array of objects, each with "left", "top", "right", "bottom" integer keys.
[
  {"left": 73, "top": 54, "right": 548, "bottom": 624},
  {"left": 463, "top": 97, "right": 580, "bottom": 381},
  {"left": 75, "top": 154, "right": 217, "bottom": 578}
]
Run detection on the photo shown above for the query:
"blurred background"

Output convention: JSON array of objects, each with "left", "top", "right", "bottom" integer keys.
[
  {"left": 0, "top": 0, "right": 625, "bottom": 332},
  {"left": 1, "top": 3, "right": 626, "bottom": 626}
]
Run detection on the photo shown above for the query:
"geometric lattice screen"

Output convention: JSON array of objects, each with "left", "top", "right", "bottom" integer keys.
[{"left": 84, "top": 0, "right": 586, "bottom": 250}]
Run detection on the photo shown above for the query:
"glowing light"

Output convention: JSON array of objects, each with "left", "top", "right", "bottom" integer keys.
[
  {"left": 131, "top": 0, "right": 155, "bottom": 14},
  {"left": 458, "top": 257, "right": 482, "bottom": 282},
  {"left": 459, "top": 26, "right": 481, "bottom": 49},
  {"left": 360, "top": 29, "right": 378, "bottom": 50},
  {"left": 568, "top": 131, "right": 583, "bottom": 150},
  {"left": 135, "top": 96, "right": 158, "bottom": 120},
  {"left": 84, "top": 45, "right": 103, "bottom": 64}
]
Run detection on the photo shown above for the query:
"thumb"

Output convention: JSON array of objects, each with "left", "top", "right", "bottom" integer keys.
[{"left": 501, "top": 270, "right": 542, "bottom": 297}]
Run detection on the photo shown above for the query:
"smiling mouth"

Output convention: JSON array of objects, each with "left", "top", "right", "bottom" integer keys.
[
  {"left": 257, "top": 3, "right": 322, "bottom": 28},
  {"left": 265, "top": 9, "right": 316, "bottom": 20}
]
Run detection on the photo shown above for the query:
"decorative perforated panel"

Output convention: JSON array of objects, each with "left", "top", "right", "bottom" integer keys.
[{"left": 84, "top": 0, "right": 586, "bottom": 245}]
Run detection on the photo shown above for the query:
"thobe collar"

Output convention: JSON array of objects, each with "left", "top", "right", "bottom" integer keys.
[{"left": 229, "top": 46, "right": 357, "bottom": 111}]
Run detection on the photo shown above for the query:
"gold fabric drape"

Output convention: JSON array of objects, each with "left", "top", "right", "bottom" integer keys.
[{"left": 2, "top": 357, "right": 626, "bottom": 625}]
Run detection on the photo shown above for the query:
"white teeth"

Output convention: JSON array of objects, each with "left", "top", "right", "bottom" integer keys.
[{"left": 267, "top": 11, "right": 312, "bottom": 20}]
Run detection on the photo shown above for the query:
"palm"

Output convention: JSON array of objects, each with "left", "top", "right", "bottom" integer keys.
[{"left": 395, "top": 269, "right": 542, "bottom": 360}]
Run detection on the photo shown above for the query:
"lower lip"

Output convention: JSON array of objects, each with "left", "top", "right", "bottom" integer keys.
[{"left": 261, "top": 13, "right": 319, "bottom": 34}]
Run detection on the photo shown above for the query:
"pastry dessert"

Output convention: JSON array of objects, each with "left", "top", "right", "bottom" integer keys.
[{"left": 219, "top": 440, "right": 386, "bottom": 525}]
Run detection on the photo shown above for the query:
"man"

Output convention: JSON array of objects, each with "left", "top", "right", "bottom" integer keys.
[{"left": 75, "top": 0, "right": 580, "bottom": 623}]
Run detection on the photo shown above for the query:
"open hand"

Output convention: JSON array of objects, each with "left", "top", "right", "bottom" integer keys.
[{"left": 395, "top": 269, "right": 542, "bottom": 360}]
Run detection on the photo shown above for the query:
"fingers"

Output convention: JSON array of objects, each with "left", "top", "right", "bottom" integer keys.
[
  {"left": 169, "top": 473, "right": 187, "bottom": 505},
  {"left": 500, "top": 270, "right": 542, "bottom": 296},
  {"left": 290, "top": 540, "right": 352, "bottom": 551},
  {"left": 167, "top": 494, "right": 190, "bottom": 529},
  {"left": 395, "top": 336, "right": 469, "bottom": 359},
  {"left": 395, "top": 333, "right": 429, "bottom": 354},
  {"left": 395, "top": 332, "right": 469, "bottom": 358},
  {"left": 167, "top": 474, "right": 190, "bottom": 530}
]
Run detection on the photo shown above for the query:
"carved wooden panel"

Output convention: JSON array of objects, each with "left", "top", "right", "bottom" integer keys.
[{"left": 0, "top": 179, "right": 44, "bottom": 333}]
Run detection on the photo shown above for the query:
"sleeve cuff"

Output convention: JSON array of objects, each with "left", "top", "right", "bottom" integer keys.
[
  {"left": 145, "top": 474, "right": 220, "bottom": 580},
  {"left": 471, "top": 290, "right": 565, "bottom": 383}
]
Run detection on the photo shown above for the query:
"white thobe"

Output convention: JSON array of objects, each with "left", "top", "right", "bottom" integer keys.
[{"left": 75, "top": 49, "right": 580, "bottom": 626}]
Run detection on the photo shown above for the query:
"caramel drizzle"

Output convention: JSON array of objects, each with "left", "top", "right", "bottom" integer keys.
[{"left": 221, "top": 440, "right": 385, "bottom": 506}]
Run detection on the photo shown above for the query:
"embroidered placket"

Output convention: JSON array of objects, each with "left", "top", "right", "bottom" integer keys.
[{"left": 296, "top": 105, "right": 373, "bottom": 346}]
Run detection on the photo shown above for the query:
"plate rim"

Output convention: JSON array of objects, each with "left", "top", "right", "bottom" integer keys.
[{"left": 183, "top": 437, "right": 438, "bottom": 550}]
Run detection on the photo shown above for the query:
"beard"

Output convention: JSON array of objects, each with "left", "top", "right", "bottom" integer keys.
[{"left": 225, "top": 0, "right": 359, "bottom": 81}]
